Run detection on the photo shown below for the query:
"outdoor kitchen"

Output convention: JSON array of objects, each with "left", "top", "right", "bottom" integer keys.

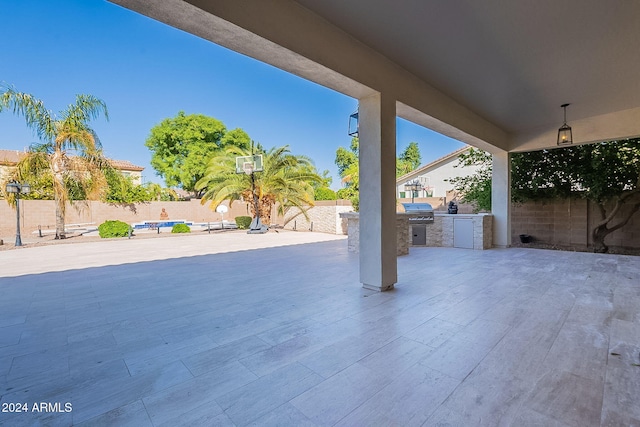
[{"left": 340, "top": 204, "right": 492, "bottom": 254}]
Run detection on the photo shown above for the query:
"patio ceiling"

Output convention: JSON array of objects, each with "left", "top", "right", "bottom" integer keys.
[
  {"left": 111, "top": 0, "right": 640, "bottom": 152},
  {"left": 296, "top": 0, "right": 640, "bottom": 135}
]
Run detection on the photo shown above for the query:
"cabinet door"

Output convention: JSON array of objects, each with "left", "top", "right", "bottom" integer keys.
[{"left": 454, "top": 218, "right": 474, "bottom": 249}]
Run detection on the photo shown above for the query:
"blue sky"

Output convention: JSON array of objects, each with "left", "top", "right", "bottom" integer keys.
[{"left": 0, "top": 0, "right": 465, "bottom": 189}]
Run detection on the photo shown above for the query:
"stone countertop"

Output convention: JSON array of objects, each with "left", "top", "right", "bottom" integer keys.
[
  {"left": 434, "top": 212, "right": 492, "bottom": 217},
  {"left": 340, "top": 212, "right": 492, "bottom": 218}
]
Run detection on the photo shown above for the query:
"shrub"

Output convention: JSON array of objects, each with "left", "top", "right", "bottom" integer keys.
[
  {"left": 314, "top": 187, "right": 337, "bottom": 201},
  {"left": 235, "top": 216, "right": 252, "bottom": 229},
  {"left": 98, "top": 220, "right": 131, "bottom": 238},
  {"left": 350, "top": 195, "right": 359, "bottom": 212},
  {"left": 171, "top": 223, "right": 191, "bottom": 233}
]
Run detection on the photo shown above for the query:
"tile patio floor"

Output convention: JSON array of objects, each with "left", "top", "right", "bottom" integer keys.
[{"left": 0, "top": 234, "right": 639, "bottom": 426}]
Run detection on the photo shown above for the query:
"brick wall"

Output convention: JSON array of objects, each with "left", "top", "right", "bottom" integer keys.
[
  {"left": 511, "top": 199, "right": 589, "bottom": 247},
  {"left": 511, "top": 198, "right": 640, "bottom": 250}
]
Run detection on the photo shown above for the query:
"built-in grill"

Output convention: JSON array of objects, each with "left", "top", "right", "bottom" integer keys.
[
  {"left": 402, "top": 203, "right": 434, "bottom": 246},
  {"left": 402, "top": 203, "right": 435, "bottom": 224}
]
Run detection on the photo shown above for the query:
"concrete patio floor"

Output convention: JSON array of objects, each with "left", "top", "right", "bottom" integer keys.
[{"left": 0, "top": 234, "right": 639, "bottom": 426}]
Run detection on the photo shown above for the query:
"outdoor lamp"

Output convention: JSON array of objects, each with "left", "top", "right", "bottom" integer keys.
[
  {"left": 348, "top": 110, "right": 359, "bottom": 137},
  {"left": 5, "top": 181, "right": 30, "bottom": 247},
  {"left": 557, "top": 103, "right": 573, "bottom": 146}
]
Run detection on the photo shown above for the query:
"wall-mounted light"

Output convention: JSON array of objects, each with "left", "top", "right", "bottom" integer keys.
[
  {"left": 557, "top": 103, "right": 573, "bottom": 146},
  {"left": 348, "top": 110, "right": 358, "bottom": 137}
]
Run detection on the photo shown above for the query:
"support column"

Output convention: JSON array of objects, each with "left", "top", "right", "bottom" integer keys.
[
  {"left": 359, "top": 93, "right": 397, "bottom": 291},
  {"left": 491, "top": 151, "right": 511, "bottom": 247}
]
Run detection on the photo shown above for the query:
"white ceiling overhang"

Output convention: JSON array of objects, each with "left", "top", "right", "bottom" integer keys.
[{"left": 110, "top": 0, "right": 640, "bottom": 153}]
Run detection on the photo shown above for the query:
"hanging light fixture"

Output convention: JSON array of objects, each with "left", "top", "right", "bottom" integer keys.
[
  {"left": 348, "top": 110, "right": 359, "bottom": 137},
  {"left": 557, "top": 103, "right": 573, "bottom": 146}
]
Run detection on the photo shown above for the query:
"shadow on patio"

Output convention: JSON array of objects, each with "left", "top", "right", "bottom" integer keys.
[{"left": 1, "top": 241, "right": 639, "bottom": 426}]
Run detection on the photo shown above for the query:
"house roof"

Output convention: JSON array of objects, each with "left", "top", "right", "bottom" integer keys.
[
  {"left": 0, "top": 149, "right": 26, "bottom": 166},
  {"left": 0, "top": 149, "right": 144, "bottom": 172},
  {"left": 396, "top": 146, "right": 472, "bottom": 184},
  {"left": 108, "top": 159, "right": 145, "bottom": 172}
]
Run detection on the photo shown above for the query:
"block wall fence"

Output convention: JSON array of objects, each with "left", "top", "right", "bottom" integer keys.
[
  {"left": 0, "top": 199, "right": 253, "bottom": 240},
  {"left": 511, "top": 199, "right": 640, "bottom": 251},
  {"left": 2, "top": 197, "right": 638, "bottom": 250},
  {"left": 0, "top": 199, "right": 354, "bottom": 240}
]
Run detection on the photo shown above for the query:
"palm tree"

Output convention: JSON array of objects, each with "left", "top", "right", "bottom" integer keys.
[
  {"left": 1, "top": 85, "right": 109, "bottom": 239},
  {"left": 196, "top": 143, "right": 322, "bottom": 225}
]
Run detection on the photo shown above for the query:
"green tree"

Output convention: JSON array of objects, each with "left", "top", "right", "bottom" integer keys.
[
  {"left": 1, "top": 85, "right": 109, "bottom": 239},
  {"left": 308, "top": 168, "right": 335, "bottom": 201},
  {"left": 103, "top": 169, "right": 154, "bottom": 203},
  {"left": 512, "top": 140, "right": 640, "bottom": 253},
  {"left": 448, "top": 140, "right": 640, "bottom": 253},
  {"left": 335, "top": 137, "right": 359, "bottom": 176},
  {"left": 397, "top": 141, "right": 421, "bottom": 176},
  {"left": 334, "top": 137, "right": 360, "bottom": 209},
  {"left": 314, "top": 187, "right": 337, "bottom": 201},
  {"left": 145, "top": 111, "right": 250, "bottom": 197},
  {"left": 196, "top": 144, "right": 323, "bottom": 225},
  {"left": 447, "top": 148, "right": 493, "bottom": 212},
  {"left": 334, "top": 138, "right": 422, "bottom": 210}
]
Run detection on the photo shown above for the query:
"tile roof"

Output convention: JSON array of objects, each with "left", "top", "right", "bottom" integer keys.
[
  {"left": 108, "top": 159, "right": 145, "bottom": 172},
  {"left": 0, "top": 149, "right": 143, "bottom": 171},
  {"left": 0, "top": 149, "right": 26, "bottom": 165}
]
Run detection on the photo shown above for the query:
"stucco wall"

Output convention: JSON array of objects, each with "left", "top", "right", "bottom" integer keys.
[{"left": 396, "top": 155, "right": 481, "bottom": 198}]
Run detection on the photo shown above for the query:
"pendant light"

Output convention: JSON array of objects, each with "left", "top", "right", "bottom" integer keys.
[{"left": 557, "top": 103, "right": 572, "bottom": 146}]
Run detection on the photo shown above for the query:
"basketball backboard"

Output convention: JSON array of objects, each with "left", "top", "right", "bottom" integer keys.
[{"left": 235, "top": 155, "right": 264, "bottom": 174}]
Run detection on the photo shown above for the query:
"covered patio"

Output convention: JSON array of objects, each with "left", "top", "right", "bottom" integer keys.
[
  {"left": 111, "top": 0, "right": 640, "bottom": 291},
  {"left": 1, "top": 237, "right": 638, "bottom": 425}
]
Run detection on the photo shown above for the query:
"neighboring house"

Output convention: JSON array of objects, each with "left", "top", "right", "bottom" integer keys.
[
  {"left": 0, "top": 149, "right": 144, "bottom": 185},
  {"left": 107, "top": 159, "right": 144, "bottom": 184},
  {"left": 396, "top": 145, "right": 480, "bottom": 198},
  {"left": 0, "top": 149, "right": 23, "bottom": 184}
]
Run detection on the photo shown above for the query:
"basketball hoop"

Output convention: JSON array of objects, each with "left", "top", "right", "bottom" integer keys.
[
  {"left": 242, "top": 162, "right": 255, "bottom": 175},
  {"left": 236, "top": 155, "right": 263, "bottom": 175}
]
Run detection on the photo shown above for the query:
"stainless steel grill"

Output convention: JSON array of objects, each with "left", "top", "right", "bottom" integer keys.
[
  {"left": 402, "top": 203, "right": 435, "bottom": 224},
  {"left": 402, "top": 203, "right": 434, "bottom": 246}
]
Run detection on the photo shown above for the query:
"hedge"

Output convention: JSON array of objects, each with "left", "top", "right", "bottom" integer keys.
[
  {"left": 171, "top": 223, "right": 191, "bottom": 233},
  {"left": 98, "top": 220, "right": 131, "bottom": 238},
  {"left": 235, "top": 216, "right": 252, "bottom": 229}
]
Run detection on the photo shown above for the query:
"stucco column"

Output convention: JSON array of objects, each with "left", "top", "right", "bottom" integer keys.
[
  {"left": 491, "top": 151, "right": 511, "bottom": 247},
  {"left": 359, "top": 93, "right": 397, "bottom": 291}
]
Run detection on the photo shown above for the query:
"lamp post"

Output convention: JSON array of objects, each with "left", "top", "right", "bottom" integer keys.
[
  {"left": 5, "top": 181, "right": 30, "bottom": 247},
  {"left": 404, "top": 180, "right": 422, "bottom": 203}
]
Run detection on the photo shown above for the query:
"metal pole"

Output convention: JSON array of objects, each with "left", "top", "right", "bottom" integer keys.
[
  {"left": 208, "top": 222, "right": 211, "bottom": 234},
  {"left": 15, "top": 193, "right": 22, "bottom": 247},
  {"left": 251, "top": 172, "right": 260, "bottom": 226}
]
